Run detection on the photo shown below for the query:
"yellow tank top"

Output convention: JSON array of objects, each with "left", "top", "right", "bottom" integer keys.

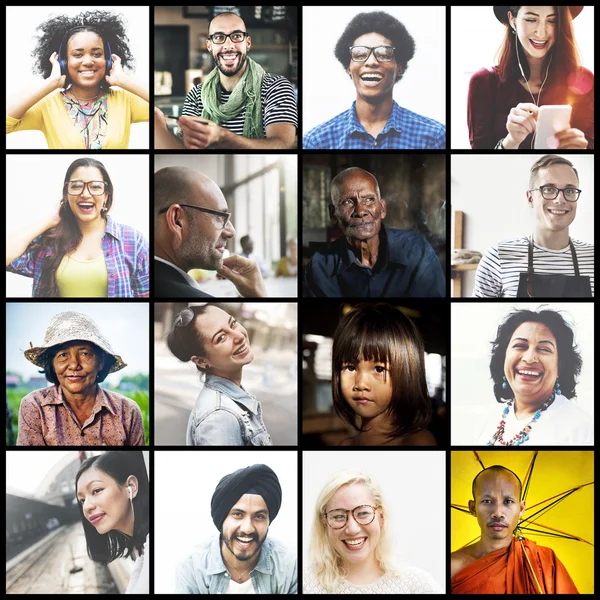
[{"left": 56, "top": 254, "right": 109, "bottom": 297}]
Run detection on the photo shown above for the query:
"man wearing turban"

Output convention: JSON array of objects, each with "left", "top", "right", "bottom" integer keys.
[{"left": 176, "top": 464, "right": 297, "bottom": 593}]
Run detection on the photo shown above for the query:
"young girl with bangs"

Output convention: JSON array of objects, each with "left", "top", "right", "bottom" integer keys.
[{"left": 332, "top": 303, "right": 436, "bottom": 447}]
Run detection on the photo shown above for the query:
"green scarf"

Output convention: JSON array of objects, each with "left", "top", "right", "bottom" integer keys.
[{"left": 201, "top": 56, "right": 265, "bottom": 139}]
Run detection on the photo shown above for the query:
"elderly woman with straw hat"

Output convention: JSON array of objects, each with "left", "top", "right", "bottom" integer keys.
[{"left": 17, "top": 311, "right": 144, "bottom": 446}]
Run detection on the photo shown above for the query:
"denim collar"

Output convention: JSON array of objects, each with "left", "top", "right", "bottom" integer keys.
[
  {"left": 347, "top": 100, "right": 403, "bottom": 136},
  {"left": 204, "top": 373, "right": 259, "bottom": 414},
  {"left": 205, "top": 535, "right": 274, "bottom": 576}
]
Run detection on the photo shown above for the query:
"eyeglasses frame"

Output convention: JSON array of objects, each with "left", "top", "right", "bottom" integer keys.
[
  {"left": 158, "top": 204, "right": 232, "bottom": 229},
  {"left": 208, "top": 30, "right": 248, "bottom": 44},
  {"left": 528, "top": 186, "right": 581, "bottom": 202},
  {"left": 349, "top": 45, "right": 396, "bottom": 63},
  {"left": 65, "top": 180, "right": 107, "bottom": 196},
  {"left": 322, "top": 504, "right": 379, "bottom": 529}
]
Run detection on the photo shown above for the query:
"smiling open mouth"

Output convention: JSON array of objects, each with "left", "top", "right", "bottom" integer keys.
[
  {"left": 515, "top": 369, "right": 543, "bottom": 380},
  {"left": 547, "top": 208, "right": 569, "bottom": 215},
  {"left": 343, "top": 537, "right": 367, "bottom": 550},
  {"left": 360, "top": 73, "right": 383, "bottom": 82},
  {"left": 232, "top": 344, "right": 249, "bottom": 357},
  {"left": 529, "top": 39, "right": 548, "bottom": 50}
]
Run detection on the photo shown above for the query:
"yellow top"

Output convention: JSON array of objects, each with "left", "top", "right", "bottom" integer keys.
[
  {"left": 56, "top": 254, "right": 109, "bottom": 297},
  {"left": 275, "top": 256, "right": 298, "bottom": 277},
  {"left": 6, "top": 88, "right": 149, "bottom": 149}
]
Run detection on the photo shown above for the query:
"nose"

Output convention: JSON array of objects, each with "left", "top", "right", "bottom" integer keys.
[
  {"left": 522, "top": 346, "right": 538, "bottom": 363},
  {"left": 223, "top": 220, "right": 236, "bottom": 238},
  {"left": 80, "top": 183, "right": 92, "bottom": 199},
  {"left": 67, "top": 352, "right": 83, "bottom": 370},
  {"left": 491, "top": 504, "right": 506, "bottom": 520},
  {"left": 364, "top": 49, "right": 379, "bottom": 66},
  {"left": 83, "top": 497, "right": 96, "bottom": 513},
  {"left": 344, "top": 512, "right": 362, "bottom": 534},
  {"left": 352, "top": 367, "right": 369, "bottom": 390},
  {"left": 351, "top": 200, "right": 368, "bottom": 217},
  {"left": 239, "top": 514, "right": 256, "bottom": 534}
]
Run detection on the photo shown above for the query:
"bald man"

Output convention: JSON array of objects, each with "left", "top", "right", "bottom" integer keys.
[
  {"left": 304, "top": 167, "right": 445, "bottom": 297},
  {"left": 154, "top": 11, "right": 297, "bottom": 150},
  {"left": 450, "top": 465, "right": 578, "bottom": 594},
  {"left": 154, "top": 167, "right": 266, "bottom": 298}
]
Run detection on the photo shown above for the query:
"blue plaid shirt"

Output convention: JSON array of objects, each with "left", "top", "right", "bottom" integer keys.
[
  {"left": 303, "top": 100, "right": 446, "bottom": 150},
  {"left": 8, "top": 216, "right": 149, "bottom": 298}
]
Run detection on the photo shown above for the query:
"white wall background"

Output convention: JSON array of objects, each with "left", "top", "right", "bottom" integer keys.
[
  {"left": 451, "top": 153, "right": 594, "bottom": 297},
  {"left": 6, "top": 154, "right": 150, "bottom": 297},
  {"left": 302, "top": 6, "right": 446, "bottom": 137},
  {"left": 450, "top": 6, "right": 595, "bottom": 149},
  {"left": 154, "top": 450, "right": 297, "bottom": 593},
  {"left": 5, "top": 6, "right": 149, "bottom": 149},
  {"left": 302, "top": 451, "right": 446, "bottom": 592},
  {"left": 451, "top": 302, "right": 594, "bottom": 445},
  {"left": 154, "top": 155, "right": 224, "bottom": 186}
]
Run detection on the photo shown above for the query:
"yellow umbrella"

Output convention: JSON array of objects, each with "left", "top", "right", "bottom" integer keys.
[{"left": 451, "top": 450, "right": 594, "bottom": 593}]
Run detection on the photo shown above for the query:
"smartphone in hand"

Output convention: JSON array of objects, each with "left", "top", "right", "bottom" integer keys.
[{"left": 534, "top": 105, "right": 572, "bottom": 149}]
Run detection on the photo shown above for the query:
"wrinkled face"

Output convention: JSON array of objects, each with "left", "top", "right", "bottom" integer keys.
[
  {"left": 221, "top": 493, "right": 269, "bottom": 562},
  {"left": 66, "top": 31, "right": 108, "bottom": 90},
  {"left": 52, "top": 341, "right": 104, "bottom": 396},
  {"left": 504, "top": 322, "right": 559, "bottom": 403},
  {"left": 469, "top": 471, "right": 525, "bottom": 542},
  {"left": 331, "top": 171, "right": 386, "bottom": 243},
  {"left": 529, "top": 164, "right": 578, "bottom": 236},
  {"left": 340, "top": 359, "right": 393, "bottom": 421},
  {"left": 325, "top": 483, "right": 383, "bottom": 566},
  {"left": 510, "top": 6, "right": 556, "bottom": 60},
  {"left": 347, "top": 32, "right": 400, "bottom": 102},
  {"left": 194, "top": 306, "right": 254, "bottom": 372},
  {"left": 76, "top": 466, "right": 132, "bottom": 535},
  {"left": 207, "top": 14, "right": 251, "bottom": 77},
  {"left": 65, "top": 166, "right": 108, "bottom": 223}
]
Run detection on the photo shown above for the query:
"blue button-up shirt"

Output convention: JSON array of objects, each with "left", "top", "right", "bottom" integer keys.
[
  {"left": 304, "top": 225, "right": 445, "bottom": 297},
  {"left": 175, "top": 536, "right": 297, "bottom": 594},
  {"left": 303, "top": 100, "right": 446, "bottom": 149}
]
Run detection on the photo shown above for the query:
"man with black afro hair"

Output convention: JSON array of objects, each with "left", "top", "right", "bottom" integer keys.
[{"left": 304, "top": 11, "right": 445, "bottom": 150}]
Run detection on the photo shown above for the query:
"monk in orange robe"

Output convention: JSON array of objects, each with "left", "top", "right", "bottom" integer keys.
[{"left": 451, "top": 465, "right": 579, "bottom": 594}]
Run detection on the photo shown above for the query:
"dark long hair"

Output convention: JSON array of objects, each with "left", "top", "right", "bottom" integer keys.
[
  {"left": 30, "top": 158, "right": 113, "bottom": 297},
  {"left": 496, "top": 6, "right": 582, "bottom": 90},
  {"left": 75, "top": 451, "right": 149, "bottom": 564},
  {"left": 332, "top": 303, "right": 432, "bottom": 440}
]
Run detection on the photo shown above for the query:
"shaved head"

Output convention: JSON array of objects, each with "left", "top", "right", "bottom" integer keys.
[
  {"left": 330, "top": 167, "right": 380, "bottom": 204},
  {"left": 209, "top": 12, "right": 246, "bottom": 34},
  {"left": 472, "top": 466, "right": 522, "bottom": 501}
]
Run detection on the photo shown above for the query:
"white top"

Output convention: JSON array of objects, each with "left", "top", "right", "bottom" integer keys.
[
  {"left": 126, "top": 534, "right": 150, "bottom": 594},
  {"left": 472, "top": 237, "right": 594, "bottom": 298},
  {"left": 476, "top": 394, "right": 593, "bottom": 446},
  {"left": 154, "top": 255, "right": 203, "bottom": 290},
  {"left": 225, "top": 577, "right": 256, "bottom": 594},
  {"left": 303, "top": 566, "right": 443, "bottom": 594}
]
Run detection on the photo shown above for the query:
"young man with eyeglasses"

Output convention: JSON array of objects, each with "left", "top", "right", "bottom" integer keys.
[
  {"left": 473, "top": 155, "right": 594, "bottom": 298},
  {"left": 154, "top": 12, "right": 297, "bottom": 150},
  {"left": 154, "top": 166, "right": 267, "bottom": 298},
  {"left": 303, "top": 11, "right": 445, "bottom": 150}
]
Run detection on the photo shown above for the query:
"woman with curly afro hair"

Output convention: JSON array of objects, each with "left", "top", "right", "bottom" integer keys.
[{"left": 6, "top": 9, "right": 148, "bottom": 149}]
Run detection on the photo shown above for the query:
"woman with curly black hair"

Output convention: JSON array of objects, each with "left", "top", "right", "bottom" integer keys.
[
  {"left": 475, "top": 308, "right": 592, "bottom": 446},
  {"left": 303, "top": 10, "right": 445, "bottom": 150},
  {"left": 6, "top": 9, "right": 148, "bottom": 149}
]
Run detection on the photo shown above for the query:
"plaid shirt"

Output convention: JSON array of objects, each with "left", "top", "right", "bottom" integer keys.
[
  {"left": 8, "top": 216, "right": 149, "bottom": 298},
  {"left": 303, "top": 100, "right": 446, "bottom": 149}
]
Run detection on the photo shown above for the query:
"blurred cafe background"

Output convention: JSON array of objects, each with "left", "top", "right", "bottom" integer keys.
[
  {"left": 154, "top": 154, "right": 298, "bottom": 297},
  {"left": 154, "top": 5, "right": 298, "bottom": 128},
  {"left": 302, "top": 300, "right": 448, "bottom": 447}
]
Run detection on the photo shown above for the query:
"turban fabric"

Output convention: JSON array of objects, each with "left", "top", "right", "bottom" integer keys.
[{"left": 211, "top": 464, "right": 282, "bottom": 532}]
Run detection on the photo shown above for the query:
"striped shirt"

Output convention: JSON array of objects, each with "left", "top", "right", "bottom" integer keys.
[
  {"left": 181, "top": 73, "right": 298, "bottom": 136},
  {"left": 7, "top": 216, "right": 149, "bottom": 298},
  {"left": 473, "top": 237, "right": 594, "bottom": 297},
  {"left": 303, "top": 100, "right": 446, "bottom": 150}
]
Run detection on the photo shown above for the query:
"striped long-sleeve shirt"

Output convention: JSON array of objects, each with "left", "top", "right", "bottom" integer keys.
[{"left": 473, "top": 236, "right": 594, "bottom": 298}]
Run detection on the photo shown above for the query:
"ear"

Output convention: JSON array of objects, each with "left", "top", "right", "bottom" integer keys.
[
  {"left": 380, "top": 198, "right": 387, "bottom": 219},
  {"left": 508, "top": 12, "right": 515, "bottom": 30},
  {"left": 468, "top": 499, "right": 476, "bottom": 517},
  {"left": 519, "top": 500, "right": 526, "bottom": 517},
  {"left": 527, "top": 191, "right": 533, "bottom": 205},
  {"left": 395, "top": 64, "right": 404, "bottom": 82},
  {"left": 245, "top": 35, "right": 251, "bottom": 51},
  {"left": 347, "top": 66, "right": 352, "bottom": 79},
  {"left": 126, "top": 475, "right": 139, "bottom": 499},
  {"left": 206, "top": 38, "right": 212, "bottom": 53},
  {"left": 328, "top": 203, "right": 336, "bottom": 220},
  {"left": 191, "top": 355, "right": 210, "bottom": 370}
]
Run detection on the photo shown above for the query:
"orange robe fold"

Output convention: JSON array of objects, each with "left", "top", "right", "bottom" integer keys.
[{"left": 451, "top": 537, "right": 579, "bottom": 594}]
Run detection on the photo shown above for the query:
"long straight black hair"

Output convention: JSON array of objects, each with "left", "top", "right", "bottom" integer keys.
[{"left": 75, "top": 451, "right": 149, "bottom": 564}]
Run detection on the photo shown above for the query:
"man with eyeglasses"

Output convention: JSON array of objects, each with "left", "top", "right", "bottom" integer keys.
[
  {"left": 474, "top": 155, "right": 593, "bottom": 298},
  {"left": 154, "top": 166, "right": 267, "bottom": 298},
  {"left": 154, "top": 11, "right": 297, "bottom": 150},
  {"left": 303, "top": 11, "right": 445, "bottom": 150}
]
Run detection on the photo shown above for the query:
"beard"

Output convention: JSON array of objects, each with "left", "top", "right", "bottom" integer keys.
[
  {"left": 214, "top": 51, "right": 247, "bottom": 77},
  {"left": 221, "top": 530, "right": 266, "bottom": 562},
  {"left": 180, "top": 224, "right": 223, "bottom": 271}
]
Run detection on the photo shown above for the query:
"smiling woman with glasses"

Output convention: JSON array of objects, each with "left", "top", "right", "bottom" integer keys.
[
  {"left": 305, "top": 470, "right": 441, "bottom": 594},
  {"left": 6, "top": 157, "right": 149, "bottom": 297}
]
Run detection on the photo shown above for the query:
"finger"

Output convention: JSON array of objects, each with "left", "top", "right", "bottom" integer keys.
[{"left": 516, "top": 102, "right": 539, "bottom": 115}]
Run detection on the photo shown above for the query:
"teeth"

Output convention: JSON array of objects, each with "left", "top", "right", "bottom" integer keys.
[
  {"left": 548, "top": 209, "right": 568, "bottom": 214},
  {"left": 517, "top": 370, "right": 542, "bottom": 376},
  {"left": 344, "top": 538, "right": 365, "bottom": 546},
  {"left": 233, "top": 345, "right": 246, "bottom": 356},
  {"left": 237, "top": 536, "right": 253, "bottom": 542},
  {"left": 361, "top": 75, "right": 383, "bottom": 81}
]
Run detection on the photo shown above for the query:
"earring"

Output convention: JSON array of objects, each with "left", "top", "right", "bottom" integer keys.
[
  {"left": 502, "top": 375, "right": 508, "bottom": 389},
  {"left": 554, "top": 379, "right": 561, "bottom": 394}
]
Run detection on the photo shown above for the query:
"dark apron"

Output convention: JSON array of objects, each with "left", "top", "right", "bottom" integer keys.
[{"left": 517, "top": 237, "right": 592, "bottom": 297}]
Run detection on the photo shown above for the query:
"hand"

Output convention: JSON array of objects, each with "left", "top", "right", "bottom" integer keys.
[
  {"left": 554, "top": 128, "right": 588, "bottom": 149},
  {"left": 216, "top": 255, "right": 267, "bottom": 297},
  {"left": 505, "top": 102, "right": 539, "bottom": 147},
  {"left": 48, "top": 52, "right": 66, "bottom": 89},
  {"left": 105, "top": 53, "right": 124, "bottom": 87},
  {"left": 154, "top": 107, "right": 168, "bottom": 129},
  {"left": 178, "top": 116, "right": 223, "bottom": 149}
]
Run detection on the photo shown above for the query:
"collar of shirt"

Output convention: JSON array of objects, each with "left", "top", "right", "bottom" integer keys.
[
  {"left": 41, "top": 384, "right": 118, "bottom": 417},
  {"left": 104, "top": 215, "right": 122, "bottom": 241},
  {"left": 347, "top": 100, "right": 403, "bottom": 137},
  {"left": 204, "top": 373, "right": 259, "bottom": 414},
  {"left": 206, "top": 536, "right": 274, "bottom": 576},
  {"left": 154, "top": 255, "right": 202, "bottom": 289}
]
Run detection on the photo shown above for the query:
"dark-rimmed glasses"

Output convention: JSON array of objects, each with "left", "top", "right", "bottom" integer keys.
[
  {"left": 208, "top": 31, "right": 248, "bottom": 44},
  {"left": 323, "top": 505, "right": 379, "bottom": 529},
  {"left": 66, "top": 180, "right": 106, "bottom": 195},
  {"left": 349, "top": 46, "right": 395, "bottom": 63},
  {"left": 528, "top": 186, "right": 581, "bottom": 202},
  {"left": 158, "top": 204, "right": 231, "bottom": 229},
  {"left": 174, "top": 308, "right": 195, "bottom": 328}
]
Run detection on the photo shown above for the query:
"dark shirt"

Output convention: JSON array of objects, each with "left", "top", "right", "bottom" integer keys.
[
  {"left": 153, "top": 259, "right": 212, "bottom": 298},
  {"left": 304, "top": 225, "right": 445, "bottom": 297},
  {"left": 467, "top": 66, "right": 594, "bottom": 149}
]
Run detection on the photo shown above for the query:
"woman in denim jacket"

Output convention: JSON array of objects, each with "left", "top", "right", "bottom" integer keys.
[{"left": 167, "top": 304, "right": 273, "bottom": 446}]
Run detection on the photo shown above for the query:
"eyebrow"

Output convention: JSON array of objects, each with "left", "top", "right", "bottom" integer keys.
[
  {"left": 512, "top": 337, "right": 555, "bottom": 347},
  {"left": 211, "top": 316, "right": 234, "bottom": 343},
  {"left": 71, "top": 47, "right": 104, "bottom": 52},
  {"left": 480, "top": 493, "right": 516, "bottom": 499},
  {"left": 524, "top": 11, "right": 556, "bottom": 17},
  {"left": 230, "top": 507, "right": 268, "bottom": 516},
  {"left": 77, "top": 480, "right": 104, "bottom": 496}
]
